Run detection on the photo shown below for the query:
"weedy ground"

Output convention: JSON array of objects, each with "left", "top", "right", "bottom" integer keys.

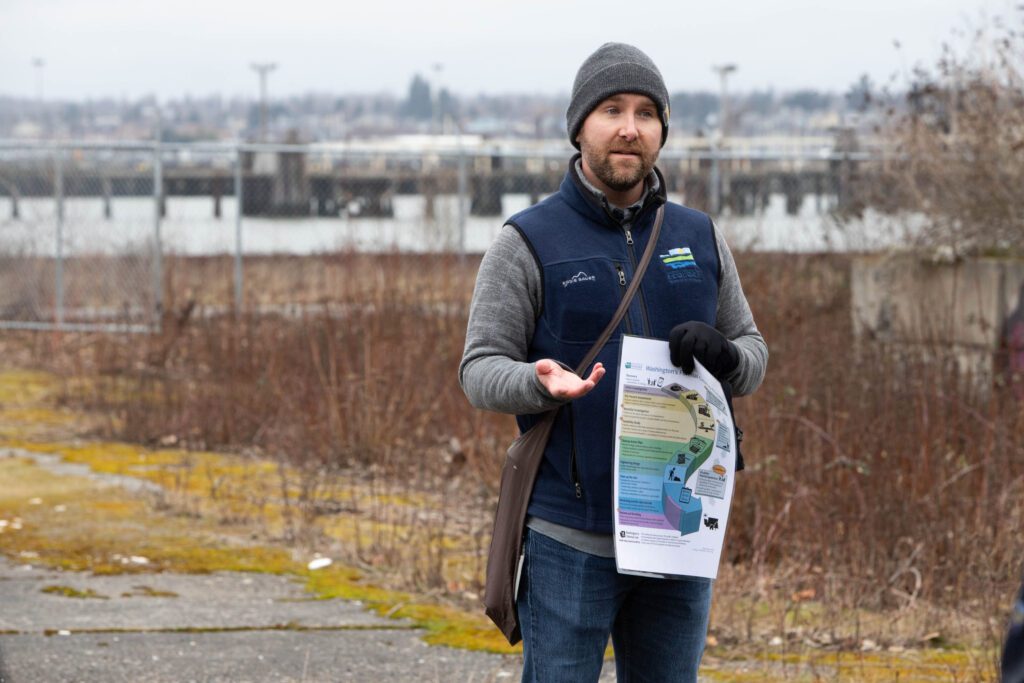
[
  {"left": 0, "top": 359, "right": 1005, "bottom": 680},
  {"left": 1, "top": 250, "right": 1020, "bottom": 682},
  {"left": 0, "top": 368, "right": 511, "bottom": 653}
]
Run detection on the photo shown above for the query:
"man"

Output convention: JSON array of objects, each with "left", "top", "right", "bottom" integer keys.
[
  {"left": 460, "top": 43, "right": 768, "bottom": 682},
  {"left": 1005, "top": 575, "right": 1024, "bottom": 683}
]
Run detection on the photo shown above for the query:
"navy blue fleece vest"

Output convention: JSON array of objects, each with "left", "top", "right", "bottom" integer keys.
[{"left": 508, "top": 167, "right": 721, "bottom": 533}]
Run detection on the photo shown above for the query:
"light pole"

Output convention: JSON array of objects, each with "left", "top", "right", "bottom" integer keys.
[
  {"left": 32, "top": 58, "right": 45, "bottom": 135},
  {"left": 250, "top": 62, "right": 277, "bottom": 142},
  {"left": 31, "top": 58, "right": 45, "bottom": 102},
  {"left": 712, "top": 63, "right": 737, "bottom": 141},
  {"left": 710, "top": 63, "right": 737, "bottom": 214},
  {"left": 432, "top": 62, "right": 444, "bottom": 135}
]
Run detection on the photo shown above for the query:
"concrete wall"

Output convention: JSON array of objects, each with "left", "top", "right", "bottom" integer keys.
[{"left": 851, "top": 254, "right": 1024, "bottom": 384}]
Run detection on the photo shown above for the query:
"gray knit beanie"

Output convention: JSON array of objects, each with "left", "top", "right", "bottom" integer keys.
[{"left": 567, "top": 42, "right": 670, "bottom": 150}]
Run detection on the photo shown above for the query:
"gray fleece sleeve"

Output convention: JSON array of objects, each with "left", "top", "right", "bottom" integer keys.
[
  {"left": 459, "top": 225, "right": 564, "bottom": 415},
  {"left": 713, "top": 222, "right": 769, "bottom": 396},
  {"left": 459, "top": 220, "right": 768, "bottom": 411}
]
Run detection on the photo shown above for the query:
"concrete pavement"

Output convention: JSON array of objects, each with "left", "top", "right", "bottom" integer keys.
[{"left": 0, "top": 558, "right": 544, "bottom": 683}]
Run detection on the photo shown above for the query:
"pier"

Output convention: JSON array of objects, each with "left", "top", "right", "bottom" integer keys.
[{"left": 0, "top": 142, "right": 873, "bottom": 220}]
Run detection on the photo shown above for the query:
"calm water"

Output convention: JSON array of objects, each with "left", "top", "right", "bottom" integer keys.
[{"left": 0, "top": 194, "right": 917, "bottom": 258}]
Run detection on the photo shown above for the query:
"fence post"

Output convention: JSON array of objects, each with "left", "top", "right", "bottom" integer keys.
[
  {"left": 153, "top": 142, "right": 163, "bottom": 331},
  {"left": 709, "top": 145, "right": 721, "bottom": 216},
  {"left": 234, "top": 146, "right": 244, "bottom": 316},
  {"left": 53, "top": 144, "right": 64, "bottom": 329},
  {"left": 457, "top": 146, "right": 468, "bottom": 259}
]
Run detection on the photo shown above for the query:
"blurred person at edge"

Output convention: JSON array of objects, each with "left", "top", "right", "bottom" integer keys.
[
  {"left": 459, "top": 43, "right": 767, "bottom": 682},
  {"left": 1005, "top": 575, "right": 1024, "bottom": 683}
]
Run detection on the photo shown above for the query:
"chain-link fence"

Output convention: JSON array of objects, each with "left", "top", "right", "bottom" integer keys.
[
  {"left": 0, "top": 140, "right": 873, "bottom": 331},
  {"left": 0, "top": 142, "right": 162, "bottom": 331}
]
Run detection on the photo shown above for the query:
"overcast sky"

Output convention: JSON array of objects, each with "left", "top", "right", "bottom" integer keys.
[{"left": 1, "top": 0, "right": 1018, "bottom": 101}]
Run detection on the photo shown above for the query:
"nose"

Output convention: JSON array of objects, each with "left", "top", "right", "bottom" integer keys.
[{"left": 618, "top": 113, "right": 638, "bottom": 141}]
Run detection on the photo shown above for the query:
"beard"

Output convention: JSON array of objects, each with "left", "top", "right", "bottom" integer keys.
[{"left": 580, "top": 141, "right": 657, "bottom": 193}]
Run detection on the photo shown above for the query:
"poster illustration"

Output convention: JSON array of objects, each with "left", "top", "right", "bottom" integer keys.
[{"left": 613, "top": 335, "right": 736, "bottom": 579}]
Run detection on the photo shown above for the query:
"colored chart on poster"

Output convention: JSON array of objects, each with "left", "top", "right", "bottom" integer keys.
[{"left": 613, "top": 335, "right": 736, "bottom": 579}]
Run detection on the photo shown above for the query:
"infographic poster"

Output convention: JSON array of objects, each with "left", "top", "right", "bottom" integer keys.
[{"left": 613, "top": 335, "right": 736, "bottom": 579}]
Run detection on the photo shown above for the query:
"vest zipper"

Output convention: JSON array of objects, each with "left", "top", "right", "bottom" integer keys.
[
  {"left": 622, "top": 222, "right": 653, "bottom": 336},
  {"left": 568, "top": 406, "right": 582, "bottom": 499},
  {"left": 615, "top": 264, "right": 634, "bottom": 336}
]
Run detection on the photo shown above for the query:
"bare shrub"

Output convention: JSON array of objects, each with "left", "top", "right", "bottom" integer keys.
[
  {"left": 79, "top": 253, "right": 501, "bottom": 480},
  {"left": 864, "top": 19, "right": 1024, "bottom": 255},
  {"left": 731, "top": 252, "right": 1024, "bottom": 651}
]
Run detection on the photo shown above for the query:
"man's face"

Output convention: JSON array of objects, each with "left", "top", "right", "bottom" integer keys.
[{"left": 576, "top": 93, "right": 662, "bottom": 196}]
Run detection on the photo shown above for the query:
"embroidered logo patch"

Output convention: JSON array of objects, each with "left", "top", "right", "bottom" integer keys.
[
  {"left": 660, "top": 247, "right": 702, "bottom": 282},
  {"left": 561, "top": 271, "right": 597, "bottom": 288},
  {"left": 660, "top": 247, "right": 696, "bottom": 269}
]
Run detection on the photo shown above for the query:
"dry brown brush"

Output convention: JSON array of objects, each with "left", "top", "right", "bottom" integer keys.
[
  {"left": 860, "top": 19, "right": 1024, "bottom": 256},
  {"left": 730, "top": 253, "right": 1024, "bottom": 647},
  {"left": 10, "top": 249, "right": 1024, "bottom": 649},
  {"left": 74, "top": 253, "right": 510, "bottom": 483}
]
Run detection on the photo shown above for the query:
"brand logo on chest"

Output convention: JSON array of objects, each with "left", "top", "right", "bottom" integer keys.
[{"left": 561, "top": 271, "right": 597, "bottom": 288}]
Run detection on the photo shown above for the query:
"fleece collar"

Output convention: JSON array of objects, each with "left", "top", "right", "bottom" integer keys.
[{"left": 564, "top": 153, "right": 666, "bottom": 229}]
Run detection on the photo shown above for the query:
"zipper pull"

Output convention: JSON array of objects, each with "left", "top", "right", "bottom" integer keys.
[
  {"left": 624, "top": 229, "right": 634, "bottom": 245},
  {"left": 575, "top": 482, "right": 582, "bottom": 499},
  {"left": 616, "top": 266, "right": 626, "bottom": 287}
]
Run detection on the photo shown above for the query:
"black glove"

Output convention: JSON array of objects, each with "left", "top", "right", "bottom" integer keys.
[{"left": 669, "top": 321, "right": 740, "bottom": 379}]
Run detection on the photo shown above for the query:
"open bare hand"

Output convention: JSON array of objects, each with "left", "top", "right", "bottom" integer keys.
[{"left": 535, "top": 359, "right": 605, "bottom": 400}]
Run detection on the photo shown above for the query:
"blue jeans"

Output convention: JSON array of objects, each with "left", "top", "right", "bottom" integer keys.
[{"left": 517, "top": 528, "right": 712, "bottom": 683}]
